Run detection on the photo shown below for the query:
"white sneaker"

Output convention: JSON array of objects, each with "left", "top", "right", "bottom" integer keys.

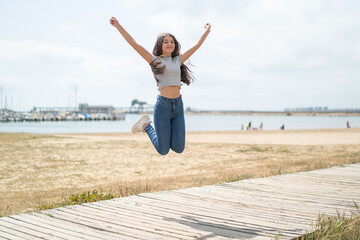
[{"left": 132, "top": 115, "right": 151, "bottom": 133}]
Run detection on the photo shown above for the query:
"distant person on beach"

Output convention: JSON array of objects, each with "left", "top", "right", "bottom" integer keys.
[
  {"left": 260, "top": 122, "right": 263, "bottom": 130},
  {"left": 247, "top": 121, "right": 252, "bottom": 130},
  {"left": 280, "top": 124, "right": 285, "bottom": 130},
  {"left": 110, "top": 17, "right": 211, "bottom": 155},
  {"left": 347, "top": 121, "right": 351, "bottom": 128}
]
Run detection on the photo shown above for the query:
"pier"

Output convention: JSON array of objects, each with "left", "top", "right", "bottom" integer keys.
[{"left": 0, "top": 163, "right": 359, "bottom": 239}]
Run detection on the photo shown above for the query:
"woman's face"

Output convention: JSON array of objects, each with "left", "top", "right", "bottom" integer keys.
[{"left": 162, "top": 35, "right": 175, "bottom": 56}]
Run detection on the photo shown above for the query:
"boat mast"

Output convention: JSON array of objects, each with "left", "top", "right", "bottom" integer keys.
[{"left": 0, "top": 86, "right": 3, "bottom": 113}]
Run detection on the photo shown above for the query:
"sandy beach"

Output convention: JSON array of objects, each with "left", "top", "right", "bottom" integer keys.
[{"left": 1, "top": 128, "right": 359, "bottom": 217}]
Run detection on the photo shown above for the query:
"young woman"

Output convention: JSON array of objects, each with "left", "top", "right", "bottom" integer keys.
[{"left": 110, "top": 17, "right": 211, "bottom": 155}]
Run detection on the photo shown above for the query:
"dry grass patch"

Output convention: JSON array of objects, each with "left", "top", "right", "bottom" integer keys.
[
  {"left": 1, "top": 130, "right": 360, "bottom": 217},
  {"left": 292, "top": 203, "right": 360, "bottom": 240}
]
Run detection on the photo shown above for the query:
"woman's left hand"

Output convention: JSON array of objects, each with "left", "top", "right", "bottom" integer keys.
[
  {"left": 204, "top": 23, "right": 211, "bottom": 32},
  {"left": 110, "top": 17, "right": 120, "bottom": 28}
]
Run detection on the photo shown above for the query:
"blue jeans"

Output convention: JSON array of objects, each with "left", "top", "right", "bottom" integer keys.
[{"left": 145, "top": 95, "right": 185, "bottom": 155}]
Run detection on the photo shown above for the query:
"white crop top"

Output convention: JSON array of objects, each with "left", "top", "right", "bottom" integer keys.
[{"left": 152, "top": 54, "right": 182, "bottom": 90}]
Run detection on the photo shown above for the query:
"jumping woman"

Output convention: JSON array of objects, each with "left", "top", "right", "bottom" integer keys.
[{"left": 110, "top": 17, "right": 211, "bottom": 155}]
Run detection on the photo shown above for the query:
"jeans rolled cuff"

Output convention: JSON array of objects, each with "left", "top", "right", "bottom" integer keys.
[{"left": 145, "top": 123, "right": 152, "bottom": 132}]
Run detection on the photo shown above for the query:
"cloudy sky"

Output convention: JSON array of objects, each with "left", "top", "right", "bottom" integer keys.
[{"left": 0, "top": 0, "right": 359, "bottom": 111}]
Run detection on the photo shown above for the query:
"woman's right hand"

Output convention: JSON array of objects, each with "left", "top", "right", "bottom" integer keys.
[
  {"left": 110, "top": 17, "right": 120, "bottom": 28},
  {"left": 204, "top": 23, "right": 211, "bottom": 32}
]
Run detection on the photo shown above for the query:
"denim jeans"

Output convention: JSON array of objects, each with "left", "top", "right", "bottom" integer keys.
[{"left": 145, "top": 95, "right": 185, "bottom": 155}]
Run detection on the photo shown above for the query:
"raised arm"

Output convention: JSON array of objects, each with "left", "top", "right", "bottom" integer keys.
[
  {"left": 110, "top": 17, "right": 152, "bottom": 63},
  {"left": 181, "top": 23, "right": 211, "bottom": 64}
]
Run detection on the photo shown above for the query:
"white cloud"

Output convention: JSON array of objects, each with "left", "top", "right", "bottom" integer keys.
[
  {"left": 0, "top": 39, "right": 155, "bottom": 109},
  {"left": 1, "top": 0, "right": 360, "bottom": 111}
]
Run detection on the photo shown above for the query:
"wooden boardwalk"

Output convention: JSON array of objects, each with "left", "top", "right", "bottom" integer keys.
[{"left": 1, "top": 164, "right": 359, "bottom": 240}]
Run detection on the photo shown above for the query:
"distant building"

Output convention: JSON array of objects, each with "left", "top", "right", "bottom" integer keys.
[
  {"left": 285, "top": 106, "right": 330, "bottom": 112},
  {"left": 78, "top": 103, "right": 114, "bottom": 113}
]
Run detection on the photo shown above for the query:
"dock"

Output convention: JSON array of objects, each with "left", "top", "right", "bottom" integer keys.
[{"left": 1, "top": 163, "right": 359, "bottom": 239}]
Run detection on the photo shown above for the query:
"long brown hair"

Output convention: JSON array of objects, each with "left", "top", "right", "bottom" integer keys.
[{"left": 150, "top": 33, "right": 194, "bottom": 86}]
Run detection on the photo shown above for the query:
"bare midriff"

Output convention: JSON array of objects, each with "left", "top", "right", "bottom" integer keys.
[{"left": 159, "top": 86, "right": 181, "bottom": 99}]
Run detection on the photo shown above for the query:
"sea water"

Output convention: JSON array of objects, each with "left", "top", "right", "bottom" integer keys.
[{"left": 0, "top": 114, "right": 359, "bottom": 134}]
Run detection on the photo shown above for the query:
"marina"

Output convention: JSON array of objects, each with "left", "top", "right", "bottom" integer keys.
[
  {"left": 0, "top": 100, "right": 154, "bottom": 122},
  {"left": 0, "top": 105, "right": 128, "bottom": 122},
  {"left": 0, "top": 111, "right": 125, "bottom": 122}
]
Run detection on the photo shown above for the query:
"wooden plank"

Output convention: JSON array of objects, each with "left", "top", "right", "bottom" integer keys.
[
  {"left": 100, "top": 201, "right": 278, "bottom": 239},
  {"left": 285, "top": 168, "right": 360, "bottom": 180},
  {"left": 189, "top": 180, "right": 358, "bottom": 206},
  {"left": 224, "top": 181, "right": 360, "bottom": 206},
  {"left": 231, "top": 176, "right": 359, "bottom": 206},
  {"left": 0, "top": 217, "right": 61, "bottom": 239},
  {"left": 50, "top": 207, "right": 180, "bottom": 240},
  {"left": 271, "top": 173, "right": 360, "bottom": 185},
  {"left": 81, "top": 202, "right": 206, "bottom": 239},
  {"left": 86, "top": 204, "right": 244, "bottom": 240},
  {"left": 63, "top": 203, "right": 198, "bottom": 240},
  {"left": 205, "top": 183, "right": 357, "bottom": 208},
  {"left": 137, "top": 192, "right": 299, "bottom": 226},
  {"left": 105, "top": 196, "right": 277, "bottom": 238},
  {"left": 104, "top": 194, "right": 302, "bottom": 238},
  {"left": 133, "top": 195, "right": 309, "bottom": 233},
  {"left": 9, "top": 214, "right": 89, "bottom": 240},
  {"left": 273, "top": 177, "right": 360, "bottom": 188},
  {"left": 11, "top": 213, "right": 115, "bottom": 240},
  {"left": 234, "top": 171, "right": 360, "bottom": 185},
  {"left": 136, "top": 190, "right": 314, "bottom": 226},
  {"left": 248, "top": 182, "right": 360, "bottom": 201},
  {"left": 59, "top": 203, "right": 257, "bottom": 239},
  {"left": 163, "top": 188, "right": 348, "bottom": 229},
  {"left": 101, "top": 195, "right": 310, "bottom": 228},
  {"left": 215, "top": 183, "right": 353, "bottom": 205},
  {"left": 201, "top": 184, "right": 341, "bottom": 206},
  {"left": 235, "top": 178, "right": 360, "bottom": 194},
  {"left": 234, "top": 175, "right": 360, "bottom": 190},
  {"left": 0, "top": 224, "right": 28, "bottom": 240},
  {"left": 30, "top": 211, "right": 132, "bottom": 240},
  {"left": 174, "top": 188, "right": 339, "bottom": 216}
]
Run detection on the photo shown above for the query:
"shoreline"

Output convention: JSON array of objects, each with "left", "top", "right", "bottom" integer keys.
[
  {"left": 8, "top": 127, "right": 358, "bottom": 137},
  {"left": 57, "top": 128, "right": 360, "bottom": 146}
]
